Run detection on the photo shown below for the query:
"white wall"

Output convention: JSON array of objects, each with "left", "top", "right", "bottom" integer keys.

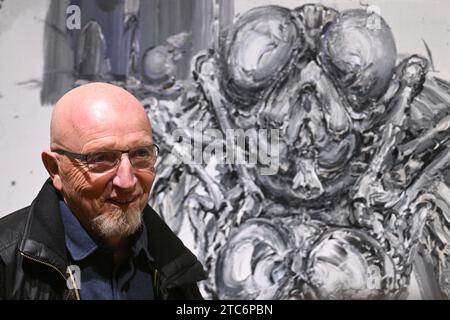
[{"left": 0, "top": 0, "right": 52, "bottom": 216}]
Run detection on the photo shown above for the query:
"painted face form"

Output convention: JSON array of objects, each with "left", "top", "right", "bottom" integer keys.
[
  {"left": 49, "top": 83, "right": 156, "bottom": 242},
  {"left": 219, "top": 6, "right": 397, "bottom": 205}
]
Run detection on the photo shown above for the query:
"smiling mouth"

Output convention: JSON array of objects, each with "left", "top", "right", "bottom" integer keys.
[{"left": 107, "top": 197, "right": 138, "bottom": 206}]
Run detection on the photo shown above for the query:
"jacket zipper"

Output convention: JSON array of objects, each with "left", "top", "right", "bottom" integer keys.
[
  {"left": 153, "top": 268, "right": 161, "bottom": 299},
  {"left": 19, "top": 251, "right": 81, "bottom": 300}
]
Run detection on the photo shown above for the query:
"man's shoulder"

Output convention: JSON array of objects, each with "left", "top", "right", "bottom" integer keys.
[
  {"left": 0, "top": 206, "right": 29, "bottom": 254},
  {"left": 142, "top": 205, "right": 207, "bottom": 282}
]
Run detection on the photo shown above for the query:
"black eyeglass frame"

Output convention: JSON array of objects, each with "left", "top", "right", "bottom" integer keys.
[{"left": 52, "top": 143, "right": 160, "bottom": 170}]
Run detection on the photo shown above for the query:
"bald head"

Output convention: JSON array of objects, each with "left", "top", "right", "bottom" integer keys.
[{"left": 51, "top": 82, "right": 151, "bottom": 151}]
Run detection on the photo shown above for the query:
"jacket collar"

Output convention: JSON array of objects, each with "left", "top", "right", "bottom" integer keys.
[
  {"left": 141, "top": 204, "right": 207, "bottom": 288},
  {"left": 19, "top": 178, "right": 69, "bottom": 276}
]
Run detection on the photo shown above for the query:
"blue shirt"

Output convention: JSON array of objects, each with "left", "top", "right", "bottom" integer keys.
[{"left": 59, "top": 201, "right": 155, "bottom": 300}]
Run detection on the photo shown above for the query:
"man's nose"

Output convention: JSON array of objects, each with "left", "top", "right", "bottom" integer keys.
[{"left": 112, "top": 154, "right": 137, "bottom": 191}]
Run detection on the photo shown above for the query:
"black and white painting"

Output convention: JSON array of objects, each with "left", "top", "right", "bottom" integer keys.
[{"left": 1, "top": 0, "right": 450, "bottom": 299}]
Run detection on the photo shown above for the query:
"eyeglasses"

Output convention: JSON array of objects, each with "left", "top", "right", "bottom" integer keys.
[{"left": 53, "top": 144, "right": 160, "bottom": 173}]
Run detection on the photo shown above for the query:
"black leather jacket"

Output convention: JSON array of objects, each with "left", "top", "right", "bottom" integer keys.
[{"left": 0, "top": 179, "right": 206, "bottom": 300}]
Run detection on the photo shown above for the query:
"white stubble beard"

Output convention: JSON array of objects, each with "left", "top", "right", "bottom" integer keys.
[{"left": 90, "top": 206, "right": 142, "bottom": 239}]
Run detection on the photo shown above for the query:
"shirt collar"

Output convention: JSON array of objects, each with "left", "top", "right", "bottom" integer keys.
[
  {"left": 59, "top": 201, "right": 154, "bottom": 263},
  {"left": 59, "top": 201, "right": 98, "bottom": 261},
  {"left": 130, "top": 224, "right": 155, "bottom": 263}
]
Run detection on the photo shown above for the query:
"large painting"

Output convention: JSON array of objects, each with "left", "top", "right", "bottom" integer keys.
[{"left": 2, "top": 0, "right": 450, "bottom": 299}]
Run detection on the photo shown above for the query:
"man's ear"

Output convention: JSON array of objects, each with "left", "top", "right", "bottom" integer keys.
[{"left": 41, "top": 150, "right": 63, "bottom": 191}]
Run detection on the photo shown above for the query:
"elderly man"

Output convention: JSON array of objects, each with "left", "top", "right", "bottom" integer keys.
[{"left": 0, "top": 82, "right": 206, "bottom": 299}]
